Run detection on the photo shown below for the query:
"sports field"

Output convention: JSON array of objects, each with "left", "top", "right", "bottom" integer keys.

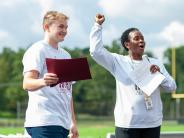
[{"left": 0, "top": 116, "right": 184, "bottom": 138}]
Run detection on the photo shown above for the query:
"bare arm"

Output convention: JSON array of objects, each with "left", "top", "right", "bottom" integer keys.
[
  {"left": 23, "top": 70, "right": 59, "bottom": 91},
  {"left": 69, "top": 98, "right": 79, "bottom": 138}
]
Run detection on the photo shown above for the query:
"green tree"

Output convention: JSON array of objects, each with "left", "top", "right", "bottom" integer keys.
[
  {"left": 162, "top": 45, "right": 184, "bottom": 118},
  {"left": 0, "top": 48, "right": 16, "bottom": 111},
  {"left": 164, "top": 46, "right": 184, "bottom": 93},
  {"left": 2, "top": 42, "right": 183, "bottom": 118},
  {"left": 0, "top": 48, "right": 27, "bottom": 113}
]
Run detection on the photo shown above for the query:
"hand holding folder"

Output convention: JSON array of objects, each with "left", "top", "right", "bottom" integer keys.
[{"left": 46, "top": 57, "right": 92, "bottom": 86}]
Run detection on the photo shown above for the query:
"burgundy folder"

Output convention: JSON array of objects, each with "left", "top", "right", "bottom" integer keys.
[{"left": 46, "top": 57, "right": 92, "bottom": 85}]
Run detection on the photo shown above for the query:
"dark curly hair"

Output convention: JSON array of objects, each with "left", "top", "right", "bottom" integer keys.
[{"left": 120, "top": 28, "right": 139, "bottom": 51}]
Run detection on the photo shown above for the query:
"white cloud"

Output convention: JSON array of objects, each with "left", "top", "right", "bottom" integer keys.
[
  {"left": 0, "top": 30, "right": 9, "bottom": 39},
  {"left": 103, "top": 25, "right": 121, "bottom": 45},
  {"left": 18, "top": 0, "right": 89, "bottom": 48},
  {"left": 144, "top": 32, "right": 167, "bottom": 61},
  {"left": 33, "top": 0, "right": 75, "bottom": 17},
  {"left": 0, "top": 0, "right": 183, "bottom": 53},
  {"left": 30, "top": 0, "right": 89, "bottom": 48},
  {"left": 36, "top": 0, "right": 54, "bottom": 14},
  {"left": 98, "top": 0, "right": 129, "bottom": 17},
  {"left": 98, "top": 0, "right": 183, "bottom": 22},
  {"left": 0, "top": 30, "right": 19, "bottom": 51},
  {"left": 97, "top": 0, "right": 184, "bottom": 60},
  {"left": 0, "top": 0, "right": 24, "bottom": 8},
  {"left": 30, "top": 0, "right": 71, "bottom": 35},
  {"left": 144, "top": 21, "right": 184, "bottom": 62},
  {"left": 67, "top": 20, "right": 89, "bottom": 47},
  {"left": 147, "top": 46, "right": 167, "bottom": 62},
  {"left": 160, "top": 21, "right": 184, "bottom": 46}
]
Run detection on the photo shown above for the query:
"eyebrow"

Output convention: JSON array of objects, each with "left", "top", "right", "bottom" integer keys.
[{"left": 58, "top": 23, "right": 68, "bottom": 27}]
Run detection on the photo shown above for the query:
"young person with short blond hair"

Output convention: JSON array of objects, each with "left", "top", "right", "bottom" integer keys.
[{"left": 22, "top": 11, "right": 78, "bottom": 138}]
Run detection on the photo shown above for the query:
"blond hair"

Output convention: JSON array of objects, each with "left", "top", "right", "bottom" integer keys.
[{"left": 43, "top": 11, "right": 69, "bottom": 26}]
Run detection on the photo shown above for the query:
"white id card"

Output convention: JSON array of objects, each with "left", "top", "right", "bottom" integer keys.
[{"left": 144, "top": 96, "right": 153, "bottom": 110}]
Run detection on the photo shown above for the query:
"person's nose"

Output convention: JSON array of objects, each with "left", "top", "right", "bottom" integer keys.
[
  {"left": 139, "top": 39, "right": 145, "bottom": 44},
  {"left": 139, "top": 38, "right": 144, "bottom": 42}
]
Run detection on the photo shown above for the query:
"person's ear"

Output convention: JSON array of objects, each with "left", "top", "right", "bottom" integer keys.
[
  {"left": 43, "top": 24, "right": 49, "bottom": 32},
  {"left": 124, "top": 42, "right": 130, "bottom": 50}
]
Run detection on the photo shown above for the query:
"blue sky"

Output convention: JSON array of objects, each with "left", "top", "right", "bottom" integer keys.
[{"left": 0, "top": 0, "right": 184, "bottom": 60}]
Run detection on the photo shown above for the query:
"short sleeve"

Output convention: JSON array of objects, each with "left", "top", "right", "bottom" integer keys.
[{"left": 22, "top": 44, "right": 45, "bottom": 75}]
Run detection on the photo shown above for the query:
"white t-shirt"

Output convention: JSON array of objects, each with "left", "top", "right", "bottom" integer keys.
[
  {"left": 22, "top": 40, "right": 72, "bottom": 129},
  {"left": 90, "top": 23, "right": 177, "bottom": 128}
]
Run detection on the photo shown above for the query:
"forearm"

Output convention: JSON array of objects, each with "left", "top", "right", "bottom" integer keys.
[
  {"left": 23, "top": 78, "right": 45, "bottom": 91},
  {"left": 69, "top": 98, "right": 79, "bottom": 138},
  {"left": 160, "top": 65, "right": 177, "bottom": 92},
  {"left": 161, "top": 75, "right": 176, "bottom": 92},
  {"left": 71, "top": 99, "right": 77, "bottom": 125}
]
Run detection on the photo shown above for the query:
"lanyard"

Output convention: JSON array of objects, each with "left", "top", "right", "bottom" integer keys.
[{"left": 129, "top": 55, "right": 153, "bottom": 110}]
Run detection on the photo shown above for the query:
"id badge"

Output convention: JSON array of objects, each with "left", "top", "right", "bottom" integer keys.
[{"left": 144, "top": 96, "right": 153, "bottom": 110}]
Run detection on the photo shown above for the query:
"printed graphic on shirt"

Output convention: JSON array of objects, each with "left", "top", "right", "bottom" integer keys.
[
  {"left": 134, "top": 84, "right": 144, "bottom": 95},
  {"left": 57, "top": 82, "right": 72, "bottom": 93}
]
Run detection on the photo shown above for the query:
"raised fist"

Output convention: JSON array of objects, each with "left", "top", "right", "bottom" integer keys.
[{"left": 95, "top": 14, "right": 105, "bottom": 25}]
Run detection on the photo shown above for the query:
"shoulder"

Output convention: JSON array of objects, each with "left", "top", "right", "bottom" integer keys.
[
  {"left": 25, "top": 40, "right": 45, "bottom": 54},
  {"left": 145, "top": 56, "right": 163, "bottom": 66},
  {"left": 23, "top": 40, "right": 46, "bottom": 60},
  {"left": 29, "top": 40, "right": 46, "bottom": 51}
]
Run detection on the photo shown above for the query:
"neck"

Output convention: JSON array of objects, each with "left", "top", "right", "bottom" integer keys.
[
  {"left": 44, "top": 36, "right": 58, "bottom": 49},
  {"left": 129, "top": 52, "right": 142, "bottom": 60}
]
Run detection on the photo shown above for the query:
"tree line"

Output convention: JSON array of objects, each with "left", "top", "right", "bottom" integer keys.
[{"left": 0, "top": 40, "right": 183, "bottom": 118}]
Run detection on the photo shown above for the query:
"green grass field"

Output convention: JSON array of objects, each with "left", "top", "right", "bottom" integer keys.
[{"left": 0, "top": 116, "right": 184, "bottom": 138}]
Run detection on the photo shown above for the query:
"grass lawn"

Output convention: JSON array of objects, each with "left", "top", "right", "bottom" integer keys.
[{"left": 0, "top": 116, "right": 184, "bottom": 138}]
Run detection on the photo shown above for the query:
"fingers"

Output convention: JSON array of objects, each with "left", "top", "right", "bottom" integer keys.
[
  {"left": 96, "top": 14, "right": 103, "bottom": 19},
  {"left": 43, "top": 73, "right": 59, "bottom": 86},
  {"left": 69, "top": 126, "right": 79, "bottom": 138},
  {"left": 95, "top": 13, "right": 105, "bottom": 25},
  {"left": 150, "top": 65, "right": 160, "bottom": 74},
  {"left": 69, "top": 133, "right": 78, "bottom": 138}
]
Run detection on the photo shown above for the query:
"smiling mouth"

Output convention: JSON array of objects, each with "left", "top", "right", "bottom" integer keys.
[{"left": 58, "top": 32, "right": 66, "bottom": 36}]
